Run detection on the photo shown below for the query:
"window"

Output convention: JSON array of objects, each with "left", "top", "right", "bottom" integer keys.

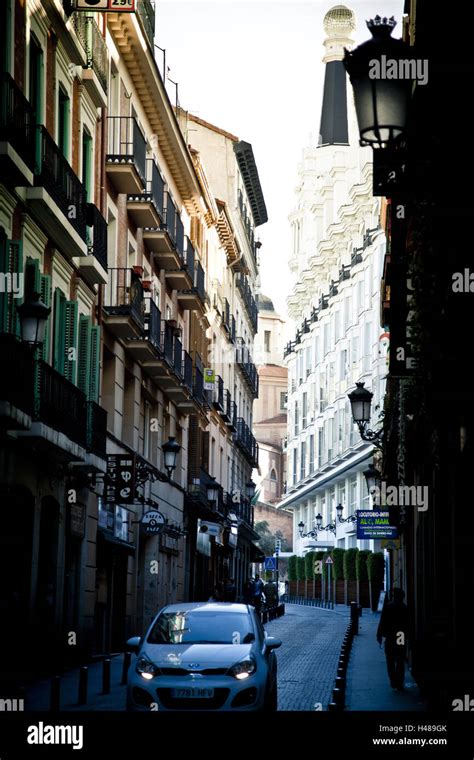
[
  {"left": 143, "top": 400, "right": 151, "bottom": 459},
  {"left": 58, "top": 87, "right": 70, "bottom": 158},
  {"left": 82, "top": 128, "right": 93, "bottom": 202},
  {"left": 343, "top": 296, "right": 351, "bottom": 332},
  {"left": 318, "top": 428, "right": 324, "bottom": 468},
  {"left": 280, "top": 392, "right": 287, "bottom": 411},
  {"left": 305, "top": 346, "right": 312, "bottom": 378},
  {"left": 264, "top": 330, "right": 271, "bottom": 353},
  {"left": 349, "top": 475, "right": 358, "bottom": 516},
  {"left": 335, "top": 310, "right": 341, "bottom": 341},
  {"left": 323, "top": 323, "right": 330, "bottom": 355},
  {"left": 294, "top": 401, "right": 299, "bottom": 436},
  {"left": 358, "top": 280, "right": 365, "bottom": 313},
  {"left": 300, "top": 441, "right": 306, "bottom": 480},
  {"left": 309, "top": 434, "right": 315, "bottom": 473},
  {"left": 351, "top": 335, "right": 359, "bottom": 365},
  {"left": 292, "top": 449, "right": 298, "bottom": 484},
  {"left": 339, "top": 349, "right": 348, "bottom": 382},
  {"left": 302, "top": 392, "right": 308, "bottom": 428}
]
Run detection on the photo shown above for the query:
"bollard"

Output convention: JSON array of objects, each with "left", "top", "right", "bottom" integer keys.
[
  {"left": 335, "top": 676, "right": 346, "bottom": 693},
  {"left": 332, "top": 687, "right": 345, "bottom": 707},
  {"left": 337, "top": 667, "right": 346, "bottom": 683},
  {"left": 78, "top": 666, "right": 88, "bottom": 705},
  {"left": 328, "top": 701, "right": 342, "bottom": 711},
  {"left": 350, "top": 601, "right": 359, "bottom": 634},
  {"left": 50, "top": 675, "right": 61, "bottom": 712},
  {"left": 122, "top": 652, "right": 132, "bottom": 685},
  {"left": 102, "top": 658, "right": 111, "bottom": 695}
]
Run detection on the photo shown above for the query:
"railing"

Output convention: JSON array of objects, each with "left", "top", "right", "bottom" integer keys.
[
  {"left": 136, "top": 0, "right": 156, "bottom": 49},
  {"left": 72, "top": 14, "right": 108, "bottom": 93},
  {"left": 184, "top": 237, "right": 195, "bottom": 280},
  {"left": 0, "top": 335, "right": 34, "bottom": 416},
  {"left": 107, "top": 116, "right": 146, "bottom": 188},
  {"left": 87, "top": 400, "right": 107, "bottom": 458},
  {"left": 235, "top": 337, "right": 259, "bottom": 397},
  {"left": 191, "top": 354, "right": 205, "bottom": 405},
  {"left": 182, "top": 350, "right": 193, "bottom": 391},
  {"left": 163, "top": 324, "right": 174, "bottom": 364},
  {"left": 103, "top": 268, "right": 145, "bottom": 329},
  {"left": 86, "top": 203, "right": 108, "bottom": 271},
  {"left": 212, "top": 375, "right": 224, "bottom": 410},
  {"left": 230, "top": 315, "right": 236, "bottom": 343},
  {"left": 194, "top": 261, "right": 206, "bottom": 302},
  {"left": 175, "top": 214, "right": 184, "bottom": 258},
  {"left": 164, "top": 192, "right": 177, "bottom": 246},
  {"left": 34, "top": 360, "right": 87, "bottom": 448},
  {"left": 35, "top": 126, "right": 87, "bottom": 241},
  {"left": 223, "top": 298, "right": 231, "bottom": 332},
  {"left": 146, "top": 158, "right": 165, "bottom": 219},
  {"left": 236, "top": 274, "right": 258, "bottom": 333},
  {"left": 174, "top": 337, "right": 183, "bottom": 378},
  {"left": 188, "top": 469, "right": 224, "bottom": 513},
  {"left": 145, "top": 298, "right": 161, "bottom": 352},
  {"left": 0, "top": 73, "right": 36, "bottom": 171},
  {"left": 235, "top": 417, "right": 259, "bottom": 466}
]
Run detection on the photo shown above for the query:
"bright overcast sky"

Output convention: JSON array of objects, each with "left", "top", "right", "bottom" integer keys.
[{"left": 155, "top": 1, "right": 404, "bottom": 321}]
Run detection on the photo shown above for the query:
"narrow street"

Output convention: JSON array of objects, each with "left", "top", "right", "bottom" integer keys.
[
  {"left": 267, "top": 604, "right": 347, "bottom": 711},
  {"left": 25, "top": 604, "right": 348, "bottom": 712}
]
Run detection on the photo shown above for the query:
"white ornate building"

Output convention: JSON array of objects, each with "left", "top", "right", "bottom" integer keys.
[{"left": 277, "top": 5, "right": 387, "bottom": 554}]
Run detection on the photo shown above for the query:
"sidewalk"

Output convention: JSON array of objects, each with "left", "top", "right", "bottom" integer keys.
[
  {"left": 24, "top": 654, "right": 128, "bottom": 711},
  {"left": 345, "top": 610, "right": 426, "bottom": 711}
]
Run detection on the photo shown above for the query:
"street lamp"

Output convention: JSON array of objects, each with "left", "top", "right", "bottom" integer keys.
[
  {"left": 363, "top": 463, "right": 381, "bottom": 497},
  {"left": 17, "top": 293, "right": 51, "bottom": 349},
  {"left": 298, "top": 515, "right": 336, "bottom": 538},
  {"left": 161, "top": 436, "right": 181, "bottom": 479},
  {"left": 206, "top": 476, "right": 220, "bottom": 506},
  {"left": 246, "top": 480, "right": 256, "bottom": 501},
  {"left": 343, "top": 15, "right": 414, "bottom": 150},
  {"left": 348, "top": 383, "right": 383, "bottom": 445},
  {"left": 336, "top": 503, "right": 357, "bottom": 525}
]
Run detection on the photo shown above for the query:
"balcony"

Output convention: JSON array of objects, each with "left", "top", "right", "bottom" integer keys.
[
  {"left": 235, "top": 337, "right": 259, "bottom": 398},
  {"left": 26, "top": 126, "right": 88, "bottom": 257},
  {"left": 144, "top": 192, "right": 185, "bottom": 271},
  {"left": 103, "top": 268, "right": 145, "bottom": 341},
  {"left": 127, "top": 159, "right": 164, "bottom": 229},
  {"left": 236, "top": 274, "right": 258, "bottom": 333},
  {"left": 0, "top": 335, "right": 34, "bottom": 430},
  {"left": 220, "top": 389, "right": 237, "bottom": 430},
  {"left": 177, "top": 253, "right": 206, "bottom": 311},
  {"left": 136, "top": 0, "right": 156, "bottom": 50},
  {"left": 74, "top": 203, "right": 108, "bottom": 285},
  {"left": 71, "top": 13, "right": 108, "bottom": 107},
  {"left": 106, "top": 116, "right": 146, "bottom": 194},
  {"left": 0, "top": 73, "right": 35, "bottom": 185},
  {"left": 235, "top": 417, "right": 259, "bottom": 467},
  {"left": 168, "top": 236, "right": 195, "bottom": 292},
  {"left": 32, "top": 360, "right": 87, "bottom": 452}
]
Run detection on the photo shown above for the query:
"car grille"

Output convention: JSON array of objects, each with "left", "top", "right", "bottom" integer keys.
[
  {"left": 157, "top": 688, "right": 230, "bottom": 710},
  {"left": 159, "top": 667, "right": 228, "bottom": 676}
]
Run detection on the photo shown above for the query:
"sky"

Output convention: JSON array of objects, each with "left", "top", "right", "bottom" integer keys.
[{"left": 154, "top": 0, "right": 404, "bottom": 320}]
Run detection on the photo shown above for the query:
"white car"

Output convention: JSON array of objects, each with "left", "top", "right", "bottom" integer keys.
[{"left": 126, "top": 602, "right": 281, "bottom": 711}]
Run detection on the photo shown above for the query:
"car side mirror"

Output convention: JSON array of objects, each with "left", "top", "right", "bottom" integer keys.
[
  {"left": 265, "top": 636, "right": 282, "bottom": 650},
  {"left": 126, "top": 636, "right": 142, "bottom": 653}
]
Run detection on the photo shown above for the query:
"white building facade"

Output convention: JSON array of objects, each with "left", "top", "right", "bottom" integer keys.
[{"left": 278, "top": 5, "right": 387, "bottom": 555}]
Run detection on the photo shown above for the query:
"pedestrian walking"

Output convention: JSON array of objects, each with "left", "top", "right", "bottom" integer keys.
[
  {"left": 224, "top": 577, "right": 236, "bottom": 602},
  {"left": 377, "top": 587, "right": 411, "bottom": 691},
  {"left": 253, "top": 573, "right": 264, "bottom": 613}
]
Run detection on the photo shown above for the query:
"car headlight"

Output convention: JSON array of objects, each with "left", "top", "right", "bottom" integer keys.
[
  {"left": 228, "top": 658, "right": 256, "bottom": 680},
  {"left": 136, "top": 655, "right": 161, "bottom": 680}
]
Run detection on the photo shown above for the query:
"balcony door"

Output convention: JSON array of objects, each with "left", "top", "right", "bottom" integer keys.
[{"left": 29, "top": 35, "right": 43, "bottom": 125}]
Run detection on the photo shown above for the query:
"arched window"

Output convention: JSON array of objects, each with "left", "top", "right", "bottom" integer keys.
[{"left": 270, "top": 468, "right": 277, "bottom": 481}]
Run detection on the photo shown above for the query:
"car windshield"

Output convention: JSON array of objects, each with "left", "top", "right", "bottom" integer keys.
[{"left": 147, "top": 610, "right": 255, "bottom": 645}]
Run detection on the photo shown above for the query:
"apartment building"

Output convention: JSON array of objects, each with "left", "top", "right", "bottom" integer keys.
[{"left": 277, "top": 5, "right": 386, "bottom": 555}]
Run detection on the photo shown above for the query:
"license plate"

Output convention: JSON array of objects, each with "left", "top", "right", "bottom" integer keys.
[{"left": 171, "top": 688, "right": 214, "bottom": 699}]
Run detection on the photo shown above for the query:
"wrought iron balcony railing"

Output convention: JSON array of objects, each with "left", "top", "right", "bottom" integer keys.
[
  {"left": 136, "top": 0, "right": 156, "bottom": 50},
  {"left": 34, "top": 360, "right": 87, "bottom": 448},
  {"left": 86, "top": 400, "right": 107, "bottom": 458},
  {"left": 71, "top": 13, "right": 108, "bottom": 93},
  {"left": 235, "top": 417, "right": 259, "bottom": 467},
  {"left": 0, "top": 334, "right": 34, "bottom": 417},
  {"left": 86, "top": 203, "right": 108, "bottom": 271},
  {"left": 0, "top": 73, "right": 36, "bottom": 171},
  {"left": 103, "top": 268, "right": 145, "bottom": 329},
  {"left": 107, "top": 116, "right": 147, "bottom": 189},
  {"left": 35, "top": 126, "right": 87, "bottom": 241}
]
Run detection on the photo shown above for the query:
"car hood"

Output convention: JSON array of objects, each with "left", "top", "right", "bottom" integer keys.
[{"left": 140, "top": 642, "right": 254, "bottom": 668}]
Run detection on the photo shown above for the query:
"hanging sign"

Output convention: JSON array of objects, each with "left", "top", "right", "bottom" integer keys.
[
  {"left": 141, "top": 509, "right": 166, "bottom": 535},
  {"left": 74, "top": 0, "right": 136, "bottom": 11}
]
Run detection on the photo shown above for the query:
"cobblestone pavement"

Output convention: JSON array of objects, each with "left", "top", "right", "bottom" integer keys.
[{"left": 265, "top": 603, "right": 348, "bottom": 711}]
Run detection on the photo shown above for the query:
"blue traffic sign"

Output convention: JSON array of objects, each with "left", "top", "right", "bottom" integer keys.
[{"left": 264, "top": 556, "right": 276, "bottom": 571}]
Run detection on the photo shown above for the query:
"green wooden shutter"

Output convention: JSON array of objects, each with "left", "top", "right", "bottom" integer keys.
[
  {"left": 53, "top": 287, "right": 66, "bottom": 371},
  {"left": 0, "top": 239, "right": 23, "bottom": 335},
  {"left": 24, "top": 257, "right": 40, "bottom": 300},
  {"left": 39, "top": 273, "right": 52, "bottom": 363},
  {"left": 63, "top": 300, "right": 78, "bottom": 383},
  {"left": 77, "top": 314, "right": 91, "bottom": 397},
  {"left": 89, "top": 325, "right": 101, "bottom": 404}
]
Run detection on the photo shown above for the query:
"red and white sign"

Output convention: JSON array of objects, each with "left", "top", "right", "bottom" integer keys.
[{"left": 75, "top": 0, "right": 135, "bottom": 11}]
